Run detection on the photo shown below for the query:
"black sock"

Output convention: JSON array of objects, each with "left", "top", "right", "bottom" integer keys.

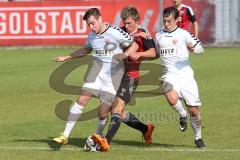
[
  {"left": 122, "top": 111, "right": 148, "bottom": 134},
  {"left": 105, "top": 113, "right": 122, "bottom": 144}
]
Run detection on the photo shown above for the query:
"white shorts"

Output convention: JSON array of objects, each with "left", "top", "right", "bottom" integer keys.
[
  {"left": 81, "top": 75, "right": 121, "bottom": 106},
  {"left": 163, "top": 75, "right": 201, "bottom": 106}
]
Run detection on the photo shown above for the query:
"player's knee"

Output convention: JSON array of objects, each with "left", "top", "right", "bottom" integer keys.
[
  {"left": 98, "top": 111, "right": 108, "bottom": 119},
  {"left": 165, "top": 90, "right": 179, "bottom": 106},
  {"left": 111, "top": 108, "right": 121, "bottom": 115},
  {"left": 111, "top": 98, "right": 125, "bottom": 114},
  {"left": 188, "top": 106, "right": 199, "bottom": 117},
  {"left": 111, "top": 106, "right": 124, "bottom": 115},
  {"left": 76, "top": 96, "right": 90, "bottom": 106}
]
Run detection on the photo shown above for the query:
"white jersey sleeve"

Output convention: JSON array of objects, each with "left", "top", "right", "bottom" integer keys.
[
  {"left": 110, "top": 25, "right": 133, "bottom": 49},
  {"left": 185, "top": 31, "right": 204, "bottom": 54}
]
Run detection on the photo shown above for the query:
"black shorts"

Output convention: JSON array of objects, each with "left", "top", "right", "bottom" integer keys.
[{"left": 116, "top": 75, "right": 139, "bottom": 104}]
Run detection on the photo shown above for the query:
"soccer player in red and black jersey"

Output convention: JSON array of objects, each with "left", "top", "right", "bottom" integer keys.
[
  {"left": 92, "top": 6, "right": 157, "bottom": 151},
  {"left": 173, "top": 0, "right": 199, "bottom": 37}
]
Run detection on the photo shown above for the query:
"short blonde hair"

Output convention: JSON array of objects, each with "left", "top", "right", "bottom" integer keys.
[{"left": 120, "top": 6, "right": 140, "bottom": 21}]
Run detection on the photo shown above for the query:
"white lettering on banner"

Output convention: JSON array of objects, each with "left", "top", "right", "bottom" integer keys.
[
  {"left": 0, "top": 13, "right": 6, "bottom": 34},
  {"left": 10, "top": 12, "right": 21, "bottom": 34},
  {"left": 60, "top": 12, "right": 73, "bottom": 34},
  {"left": 24, "top": 12, "right": 33, "bottom": 34},
  {"left": 76, "top": 12, "right": 86, "bottom": 33},
  {"left": 0, "top": 6, "right": 100, "bottom": 39},
  {"left": 35, "top": 12, "right": 46, "bottom": 34},
  {"left": 3, "top": 11, "right": 87, "bottom": 35},
  {"left": 48, "top": 12, "right": 60, "bottom": 34}
]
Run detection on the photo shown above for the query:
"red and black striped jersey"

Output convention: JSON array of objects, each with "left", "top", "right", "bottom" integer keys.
[
  {"left": 121, "top": 26, "right": 155, "bottom": 79},
  {"left": 177, "top": 4, "right": 196, "bottom": 31}
]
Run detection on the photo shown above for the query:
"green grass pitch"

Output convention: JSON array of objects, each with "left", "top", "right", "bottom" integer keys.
[{"left": 0, "top": 47, "right": 240, "bottom": 160}]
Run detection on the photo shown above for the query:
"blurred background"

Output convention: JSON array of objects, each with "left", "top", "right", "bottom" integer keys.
[{"left": 0, "top": 0, "right": 239, "bottom": 47}]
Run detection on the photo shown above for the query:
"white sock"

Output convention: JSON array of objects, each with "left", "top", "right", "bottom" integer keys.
[
  {"left": 96, "top": 118, "right": 107, "bottom": 136},
  {"left": 172, "top": 100, "right": 187, "bottom": 118},
  {"left": 190, "top": 116, "right": 202, "bottom": 140},
  {"left": 63, "top": 102, "right": 84, "bottom": 137}
]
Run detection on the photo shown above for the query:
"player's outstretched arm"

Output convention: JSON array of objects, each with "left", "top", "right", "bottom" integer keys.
[
  {"left": 53, "top": 45, "right": 92, "bottom": 62},
  {"left": 53, "top": 55, "right": 72, "bottom": 62},
  {"left": 69, "top": 45, "right": 92, "bottom": 58}
]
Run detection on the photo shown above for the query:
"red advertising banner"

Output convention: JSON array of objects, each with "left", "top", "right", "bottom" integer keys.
[
  {"left": 0, "top": 0, "right": 214, "bottom": 46},
  {"left": 0, "top": 0, "right": 160, "bottom": 46}
]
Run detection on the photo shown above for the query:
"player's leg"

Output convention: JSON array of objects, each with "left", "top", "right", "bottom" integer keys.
[
  {"left": 63, "top": 91, "right": 92, "bottom": 137},
  {"left": 53, "top": 76, "right": 101, "bottom": 144},
  {"left": 117, "top": 75, "right": 155, "bottom": 144},
  {"left": 117, "top": 76, "right": 148, "bottom": 135},
  {"left": 106, "top": 97, "right": 125, "bottom": 143},
  {"left": 92, "top": 77, "right": 123, "bottom": 151},
  {"left": 162, "top": 80, "right": 188, "bottom": 131},
  {"left": 53, "top": 90, "right": 92, "bottom": 144},
  {"left": 122, "top": 109, "right": 147, "bottom": 134},
  {"left": 122, "top": 109, "right": 155, "bottom": 144},
  {"left": 181, "top": 78, "right": 205, "bottom": 148},
  {"left": 188, "top": 106, "right": 205, "bottom": 148},
  {"left": 176, "top": 97, "right": 188, "bottom": 132},
  {"left": 95, "top": 74, "right": 123, "bottom": 138},
  {"left": 92, "top": 97, "right": 124, "bottom": 152},
  {"left": 96, "top": 104, "right": 110, "bottom": 136}
]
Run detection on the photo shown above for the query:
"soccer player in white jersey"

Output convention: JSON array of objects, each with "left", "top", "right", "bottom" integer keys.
[
  {"left": 155, "top": 6, "right": 205, "bottom": 148},
  {"left": 52, "top": 8, "right": 139, "bottom": 145}
]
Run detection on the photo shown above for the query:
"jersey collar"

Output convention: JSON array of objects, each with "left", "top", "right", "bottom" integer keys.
[{"left": 163, "top": 26, "right": 178, "bottom": 33}]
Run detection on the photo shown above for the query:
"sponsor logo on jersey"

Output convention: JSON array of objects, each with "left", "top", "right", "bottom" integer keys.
[{"left": 160, "top": 47, "right": 176, "bottom": 57}]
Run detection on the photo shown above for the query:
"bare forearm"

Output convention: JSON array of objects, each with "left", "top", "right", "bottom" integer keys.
[
  {"left": 193, "top": 22, "right": 199, "bottom": 37},
  {"left": 53, "top": 45, "right": 92, "bottom": 62},
  {"left": 70, "top": 46, "right": 92, "bottom": 59}
]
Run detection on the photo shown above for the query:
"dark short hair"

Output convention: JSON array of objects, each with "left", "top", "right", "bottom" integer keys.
[
  {"left": 120, "top": 6, "right": 140, "bottom": 21},
  {"left": 163, "top": 6, "right": 179, "bottom": 19},
  {"left": 83, "top": 8, "right": 101, "bottom": 21}
]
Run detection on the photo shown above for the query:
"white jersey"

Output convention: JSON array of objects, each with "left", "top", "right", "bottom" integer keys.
[
  {"left": 85, "top": 23, "right": 133, "bottom": 80},
  {"left": 155, "top": 27, "right": 201, "bottom": 77},
  {"left": 86, "top": 23, "right": 133, "bottom": 62}
]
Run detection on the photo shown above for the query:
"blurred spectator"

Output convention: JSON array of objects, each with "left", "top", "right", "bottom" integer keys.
[{"left": 172, "top": 0, "right": 199, "bottom": 37}]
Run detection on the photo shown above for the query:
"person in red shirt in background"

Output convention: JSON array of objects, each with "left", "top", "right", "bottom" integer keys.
[{"left": 173, "top": 0, "right": 199, "bottom": 37}]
